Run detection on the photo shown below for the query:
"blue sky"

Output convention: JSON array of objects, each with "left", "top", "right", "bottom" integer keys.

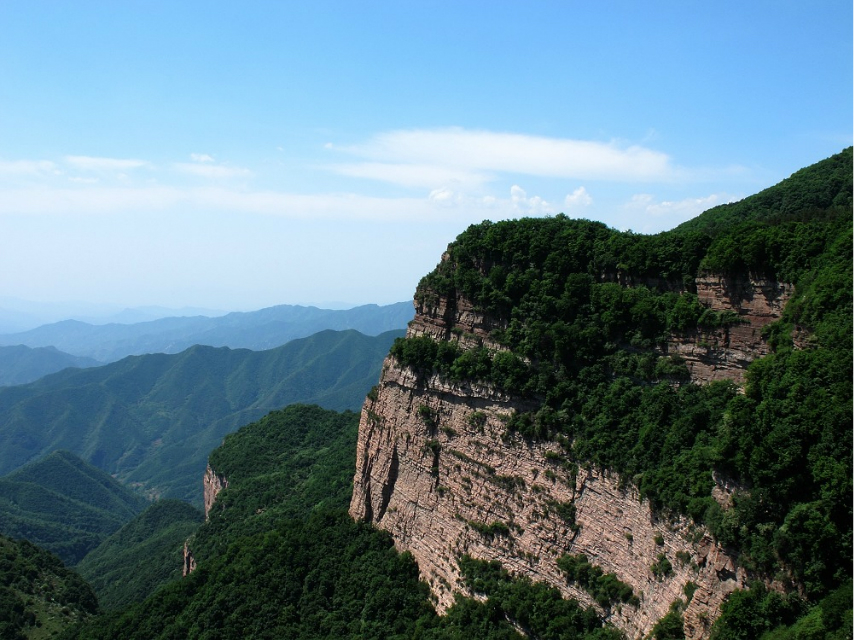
[{"left": 0, "top": 1, "right": 851, "bottom": 313}]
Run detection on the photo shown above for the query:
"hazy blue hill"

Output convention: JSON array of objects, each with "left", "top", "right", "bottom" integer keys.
[
  {"left": 0, "top": 344, "right": 100, "bottom": 387},
  {"left": 0, "top": 451, "right": 149, "bottom": 565},
  {"left": 0, "top": 301, "right": 414, "bottom": 362},
  {"left": 76, "top": 499, "right": 203, "bottom": 610},
  {"left": 0, "top": 329, "right": 402, "bottom": 505}
]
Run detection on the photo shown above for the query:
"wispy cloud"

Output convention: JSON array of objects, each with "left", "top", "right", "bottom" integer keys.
[
  {"left": 332, "top": 162, "right": 490, "bottom": 189},
  {"left": 173, "top": 162, "right": 252, "bottom": 179},
  {"left": 0, "top": 144, "right": 734, "bottom": 234},
  {"left": 619, "top": 192, "right": 738, "bottom": 232},
  {"left": 0, "top": 159, "right": 58, "bottom": 176},
  {"left": 65, "top": 156, "right": 150, "bottom": 172},
  {"left": 0, "top": 184, "right": 429, "bottom": 220},
  {"left": 330, "top": 127, "right": 677, "bottom": 188}
]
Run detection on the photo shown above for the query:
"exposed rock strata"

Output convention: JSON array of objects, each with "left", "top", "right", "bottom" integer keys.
[
  {"left": 350, "top": 273, "right": 791, "bottom": 638},
  {"left": 183, "top": 464, "right": 229, "bottom": 576},
  {"left": 351, "top": 360, "right": 746, "bottom": 639}
]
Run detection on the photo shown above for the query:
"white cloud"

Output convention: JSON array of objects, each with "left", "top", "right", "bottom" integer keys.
[
  {"left": 628, "top": 193, "right": 731, "bottom": 218},
  {"left": 0, "top": 178, "right": 562, "bottom": 227},
  {"left": 564, "top": 186, "right": 592, "bottom": 209},
  {"left": 428, "top": 187, "right": 456, "bottom": 204},
  {"left": 190, "top": 153, "right": 215, "bottom": 163},
  {"left": 510, "top": 185, "right": 555, "bottom": 215},
  {"left": 332, "top": 127, "right": 676, "bottom": 187},
  {"left": 65, "top": 156, "right": 149, "bottom": 171}
]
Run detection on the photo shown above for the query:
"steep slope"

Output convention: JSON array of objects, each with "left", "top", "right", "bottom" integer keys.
[
  {"left": 0, "top": 534, "right": 99, "bottom": 638},
  {"left": 0, "top": 345, "right": 100, "bottom": 387},
  {"left": 0, "top": 329, "right": 402, "bottom": 505},
  {"left": 0, "top": 301, "right": 413, "bottom": 362},
  {"left": 76, "top": 499, "right": 203, "bottom": 610},
  {"left": 350, "top": 149, "right": 852, "bottom": 638},
  {"left": 0, "top": 451, "right": 148, "bottom": 565}
]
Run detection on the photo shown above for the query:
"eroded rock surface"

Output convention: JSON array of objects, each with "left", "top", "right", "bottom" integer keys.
[{"left": 667, "top": 274, "right": 793, "bottom": 384}]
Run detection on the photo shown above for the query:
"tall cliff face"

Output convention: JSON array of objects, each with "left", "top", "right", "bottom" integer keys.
[{"left": 350, "top": 273, "right": 791, "bottom": 639}]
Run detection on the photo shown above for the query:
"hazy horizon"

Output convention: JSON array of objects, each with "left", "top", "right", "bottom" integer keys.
[
  {"left": 0, "top": 296, "right": 413, "bottom": 334},
  {"left": 1, "top": 2, "right": 850, "bottom": 312}
]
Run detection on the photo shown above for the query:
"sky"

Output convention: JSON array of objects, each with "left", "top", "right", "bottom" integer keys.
[{"left": 0, "top": 1, "right": 851, "bottom": 314}]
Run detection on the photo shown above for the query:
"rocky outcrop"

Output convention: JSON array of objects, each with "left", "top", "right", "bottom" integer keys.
[
  {"left": 182, "top": 541, "right": 196, "bottom": 577},
  {"left": 203, "top": 464, "right": 228, "bottom": 520},
  {"left": 183, "top": 464, "right": 229, "bottom": 576},
  {"left": 666, "top": 273, "right": 793, "bottom": 384},
  {"left": 350, "top": 272, "right": 791, "bottom": 638}
]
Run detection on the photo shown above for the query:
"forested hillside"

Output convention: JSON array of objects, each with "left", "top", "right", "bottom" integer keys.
[
  {"left": 76, "top": 500, "right": 203, "bottom": 610},
  {"left": 0, "top": 451, "right": 148, "bottom": 565},
  {"left": 0, "top": 329, "right": 402, "bottom": 505},
  {"left": 0, "top": 534, "right": 99, "bottom": 639},
  {"left": 0, "top": 345, "right": 100, "bottom": 387},
  {"left": 61, "top": 405, "right": 622, "bottom": 640}
]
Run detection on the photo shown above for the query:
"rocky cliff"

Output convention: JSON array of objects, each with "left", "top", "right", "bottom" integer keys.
[
  {"left": 350, "top": 271, "right": 791, "bottom": 639},
  {"left": 202, "top": 464, "right": 229, "bottom": 519}
]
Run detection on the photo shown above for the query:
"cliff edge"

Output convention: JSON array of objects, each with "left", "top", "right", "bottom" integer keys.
[{"left": 350, "top": 270, "right": 790, "bottom": 639}]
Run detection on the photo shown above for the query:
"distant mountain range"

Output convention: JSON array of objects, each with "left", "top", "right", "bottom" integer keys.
[
  {"left": 0, "top": 328, "right": 402, "bottom": 505},
  {"left": 0, "top": 301, "right": 414, "bottom": 363},
  {"left": 0, "top": 299, "right": 229, "bottom": 334},
  {"left": 0, "top": 344, "right": 101, "bottom": 386}
]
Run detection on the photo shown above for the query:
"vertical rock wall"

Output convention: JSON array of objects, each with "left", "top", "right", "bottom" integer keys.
[{"left": 350, "top": 272, "right": 792, "bottom": 639}]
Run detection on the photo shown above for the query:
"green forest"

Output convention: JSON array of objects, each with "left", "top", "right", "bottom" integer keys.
[{"left": 0, "top": 149, "right": 850, "bottom": 639}]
